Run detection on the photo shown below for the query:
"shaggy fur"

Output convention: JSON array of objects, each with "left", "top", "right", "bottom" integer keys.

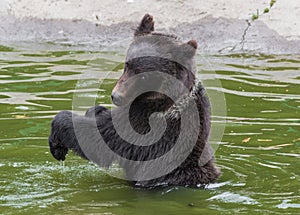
[{"left": 49, "top": 14, "right": 221, "bottom": 188}]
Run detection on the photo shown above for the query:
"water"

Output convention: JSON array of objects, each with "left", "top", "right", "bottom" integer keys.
[{"left": 0, "top": 44, "right": 299, "bottom": 214}]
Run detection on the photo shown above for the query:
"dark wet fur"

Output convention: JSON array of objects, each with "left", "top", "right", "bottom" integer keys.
[{"left": 48, "top": 14, "right": 221, "bottom": 188}]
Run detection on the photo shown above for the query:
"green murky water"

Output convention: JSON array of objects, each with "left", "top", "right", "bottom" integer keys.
[{"left": 0, "top": 44, "right": 299, "bottom": 214}]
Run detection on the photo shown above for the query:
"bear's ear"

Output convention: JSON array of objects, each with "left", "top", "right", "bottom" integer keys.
[
  {"left": 179, "top": 40, "right": 197, "bottom": 57},
  {"left": 187, "top": 40, "right": 198, "bottom": 49},
  {"left": 134, "top": 14, "right": 155, "bottom": 36}
]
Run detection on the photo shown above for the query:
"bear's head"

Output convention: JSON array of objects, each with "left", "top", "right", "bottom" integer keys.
[{"left": 111, "top": 14, "right": 197, "bottom": 109}]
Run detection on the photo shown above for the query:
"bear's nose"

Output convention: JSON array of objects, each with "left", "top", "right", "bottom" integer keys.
[{"left": 111, "top": 92, "right": 123, "bottom": 106}]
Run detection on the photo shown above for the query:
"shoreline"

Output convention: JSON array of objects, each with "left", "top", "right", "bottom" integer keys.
[{"left": 0, "top": 0, "right": 299, "bottom": 55}]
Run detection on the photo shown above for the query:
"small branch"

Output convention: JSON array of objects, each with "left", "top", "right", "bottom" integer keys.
[{"left": 229, "top": 0, "right": 277, "bottom": 53}]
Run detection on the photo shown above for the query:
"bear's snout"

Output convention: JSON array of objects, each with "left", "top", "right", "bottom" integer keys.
[{"left": 111, "top": 92, "right": 124, "bottom": 106}]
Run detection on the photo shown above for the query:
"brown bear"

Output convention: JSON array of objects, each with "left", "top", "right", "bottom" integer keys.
[{"left": 48, "top": 14, "right": 221, "bottom": 188}]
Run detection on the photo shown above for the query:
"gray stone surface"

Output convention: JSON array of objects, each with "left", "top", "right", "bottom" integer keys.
[{"left": 0, "top": 0, "right": 299, "bottom": 54}]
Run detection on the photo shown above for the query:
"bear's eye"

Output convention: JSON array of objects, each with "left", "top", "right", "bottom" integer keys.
[
  {"left": 124, "top": 62, "right": 129, "bottom": 70},
  {"left": 133, "top": 69, "right": 142, "bottom": 74}
]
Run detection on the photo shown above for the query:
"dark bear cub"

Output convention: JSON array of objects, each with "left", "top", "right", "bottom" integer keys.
[{"left": 49, "top": 14, "right": 221, "bottom": 188}]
